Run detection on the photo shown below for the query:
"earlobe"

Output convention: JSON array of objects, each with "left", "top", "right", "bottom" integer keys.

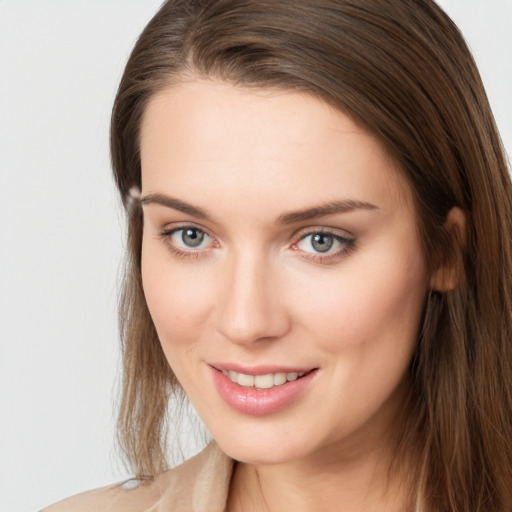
[{"left": 429, "top": 207, "right": 466, "bottom": 292}]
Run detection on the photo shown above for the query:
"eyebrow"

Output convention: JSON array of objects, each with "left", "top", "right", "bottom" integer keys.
[
  {"left": 277, "top": 200, "right": 379, "bottom": 224},
  {"left": 140, "top": 193, "right": 378, "bottom": 224},
  {"left": 140, "top": 193, "right": 211, "bottom": 220}
]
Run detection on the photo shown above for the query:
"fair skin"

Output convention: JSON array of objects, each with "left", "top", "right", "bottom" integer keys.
[{"left": 139, "top": 79, "right": 448, "bottom": 512}]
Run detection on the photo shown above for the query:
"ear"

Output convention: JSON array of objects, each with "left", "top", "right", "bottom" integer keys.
[{"left": 429, "top": 207, "right": 466, "bottom": 292}]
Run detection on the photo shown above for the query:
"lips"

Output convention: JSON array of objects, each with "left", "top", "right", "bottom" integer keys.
[{"left": 209, "top": 364, "right": 318, "bottom": 416}]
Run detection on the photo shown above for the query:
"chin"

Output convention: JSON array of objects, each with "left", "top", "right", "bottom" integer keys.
[{"left": 211, "top": 425, "right": 314, "bottom": 466}]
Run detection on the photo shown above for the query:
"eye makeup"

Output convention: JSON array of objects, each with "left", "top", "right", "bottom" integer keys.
[{"left": 157, "top": 223, "right": 357, "bottom": 264}]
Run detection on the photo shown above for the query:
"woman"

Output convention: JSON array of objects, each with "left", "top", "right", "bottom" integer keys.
[{"left": 44, "top": 0, "right": 512, "bottom": 510}]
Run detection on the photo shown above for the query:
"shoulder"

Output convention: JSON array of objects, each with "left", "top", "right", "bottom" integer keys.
[
  {"left": 40, "top": 471, "right": 170, "bottom": 512},
  {"left": 41, "top": 442, "right": 234, "bottom": 512}
]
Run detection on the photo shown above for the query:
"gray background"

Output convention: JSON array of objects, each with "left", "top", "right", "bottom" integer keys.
[{"left": 0, "top": 1, "right": 511, "bottom": 511}]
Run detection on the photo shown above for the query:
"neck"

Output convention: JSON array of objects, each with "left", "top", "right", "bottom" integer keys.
[{"left": 228, "top": 444, "right": 412, "bottom": 512}]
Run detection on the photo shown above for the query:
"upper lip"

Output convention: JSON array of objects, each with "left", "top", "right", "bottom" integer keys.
[{"left": 209, "top": 363, "right": 318, "bottom": 375}]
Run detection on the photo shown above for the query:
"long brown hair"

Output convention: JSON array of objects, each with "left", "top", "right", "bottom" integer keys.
[{"left": 110, "top": 1, "right": 512, "bottom": 509}]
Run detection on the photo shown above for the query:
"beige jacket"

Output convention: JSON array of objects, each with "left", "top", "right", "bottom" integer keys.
[{"left": 42, "top": 442, "right": 234, "bottom": 512}]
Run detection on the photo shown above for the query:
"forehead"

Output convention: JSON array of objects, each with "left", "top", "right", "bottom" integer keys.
[{"left": 139, "top": 79, "right": 412, "bottom": 216}]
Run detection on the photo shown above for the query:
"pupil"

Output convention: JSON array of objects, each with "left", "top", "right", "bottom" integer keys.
[
  {"left": 182, "top": 228, "right": 204, "bottom": 247},
  {"left": 312, "top": 233, "right": 333, "bottom": 253}
]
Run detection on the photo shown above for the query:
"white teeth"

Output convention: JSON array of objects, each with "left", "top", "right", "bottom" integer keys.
[
  {"left": 237, "top": 373, "right": 255, "bottom": 387},
  {"left": 254, "top": 374, "right": 274, "bottom": 389},
  {"left": 223, "top": 370, "right": 308, "bottom": 389},
  {"left": 273, "top": 372, "right": 287, "bottom": 386}
]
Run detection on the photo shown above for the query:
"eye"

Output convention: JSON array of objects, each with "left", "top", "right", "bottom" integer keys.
[
  {"left": 177, "top": 227, "right": 207, "bottom": 248},
  {"left": 159, "top": 225, "right": 215, "bottom": 258},
  {"left": 294, "top": 229, "right": 355, "bottom": 260},
  {"left": 307, "top": 233, "right": 335, "bottom": 253}
]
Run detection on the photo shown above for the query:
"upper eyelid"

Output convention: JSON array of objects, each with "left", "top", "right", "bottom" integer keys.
[
  {"left": 292, "top": 226, "right": 355, "bottom": 241},
  {"left": 161, "top": 222, "right": 214, "bottom": 239},
  {"left": 161, "top": 220, "right": 206, "bottom": 230}
]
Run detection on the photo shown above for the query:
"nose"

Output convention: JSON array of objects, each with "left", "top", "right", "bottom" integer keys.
[{"left": 215, "top": 250, "right": 291, "bottom": 346}]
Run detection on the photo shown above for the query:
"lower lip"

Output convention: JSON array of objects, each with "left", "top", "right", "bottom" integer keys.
[{"left": 210, "top": 367, "right": 318, "bottom": 416}]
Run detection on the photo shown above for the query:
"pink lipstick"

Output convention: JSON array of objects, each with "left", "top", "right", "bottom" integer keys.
[{"left": 210, "top": 364, "right": 318, "bottom": 416}]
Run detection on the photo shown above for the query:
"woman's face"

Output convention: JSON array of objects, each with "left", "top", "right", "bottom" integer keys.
[{"left": 139, "top": 80, "right": 429, "bottom": 466}]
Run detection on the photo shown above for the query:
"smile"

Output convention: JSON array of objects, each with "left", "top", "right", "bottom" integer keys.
[
  {"left": 210, "top": 365, "right": 318, "bottom": 416},
  {"left": 221, "top": 369, "right": 307, "bottom": 389}
]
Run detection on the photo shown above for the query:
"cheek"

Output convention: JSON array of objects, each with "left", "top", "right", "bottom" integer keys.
[
  {"left": 292, "top": 251, "right": 427, "bottom": 356},
  {"left": 140, "top": 240, "right": 216, "bottom": 351},
  {"left": 289, "top": 253, "right": 428, "bottom": 432}
]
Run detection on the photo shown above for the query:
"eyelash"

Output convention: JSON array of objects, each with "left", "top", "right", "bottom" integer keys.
[
  {"left": 158, "top": 225, "right": 356, "bottom": 263},
  {"left": 158, "top": 224, "right": 217, "bottom": 260},
  {"left": 292, "top": 229, "right": 356, "bottom": 263}
]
